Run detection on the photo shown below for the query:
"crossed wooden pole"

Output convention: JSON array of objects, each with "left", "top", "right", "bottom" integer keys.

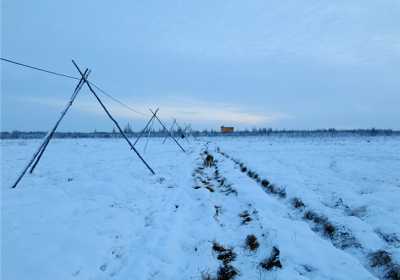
[
  {"left": 184, "top": 123, "right": 198, "bottom": 141},
  {"left": 11, "top": 61, "right": 155, "bottom": 189},
  {"left": 163, "top": 118, "right": 190, "bottom": 144},
  {"left": 132, "top": 110, "right": 186, "bottom": 153}
]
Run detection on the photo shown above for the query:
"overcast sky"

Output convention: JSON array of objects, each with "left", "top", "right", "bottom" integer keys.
[{"left": 1, "top": 0, "right": 399, "bottom": 132}]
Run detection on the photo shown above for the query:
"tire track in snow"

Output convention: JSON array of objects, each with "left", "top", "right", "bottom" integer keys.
[
  {"left": 217, "top": 147, "right": 399, "bottom": 280},
  {"left": 191, "top": 145, "right": 376, "bottom": 279}
]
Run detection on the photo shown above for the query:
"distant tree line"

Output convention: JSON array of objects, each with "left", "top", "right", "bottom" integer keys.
[{"left": 1, "top": 127, "right": 398, "bottom": 140}]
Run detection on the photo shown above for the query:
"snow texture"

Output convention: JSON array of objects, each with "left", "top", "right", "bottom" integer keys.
[{"left": 1, "top": 135, "right": 399, "bottom": 279}]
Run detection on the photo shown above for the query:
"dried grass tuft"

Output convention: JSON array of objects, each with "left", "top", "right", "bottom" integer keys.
[
  {"left": 216, "top": 265, "right": 240, "bottom": 280},
  {"left": 212, "top": 241, "right": 237, "bottom": 265},
  {"left": 259, "top": 247, "right": 282, "bottom": 270},
  {"left": 239, "top": 211, "right": 252, "bottom": 225},
  {"left": 244, "top": 234, "right": 259, "bottom": 251},
  {"left": 248, "top": 170, "right": 255, "bottom": 178},
  {"left": 384, "top": 264, "right": 400, "bottom": 280},
  {"left": 366, "top": 250, "right": 392, "bottom": 268},
  {"left": 261, "top": 179, "right": 270, "bottom": 188},
  {"left": 291, "top": 197, "right": 305, "bottom": 209}
]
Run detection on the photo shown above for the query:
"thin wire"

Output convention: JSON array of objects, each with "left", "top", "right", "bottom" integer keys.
[
  {"left": 88, "top": 82, "right": 151, "bottom": 117},
  {"left": 1, "top": 57, "right": 80, "bottom": 80},
  {"left": 1, "top": 57, "right": 152, "bottom": 118}
]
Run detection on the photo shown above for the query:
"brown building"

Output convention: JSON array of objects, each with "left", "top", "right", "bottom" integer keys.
[{"left": 221, "top": 126, "right": 234, "bottom": 132}]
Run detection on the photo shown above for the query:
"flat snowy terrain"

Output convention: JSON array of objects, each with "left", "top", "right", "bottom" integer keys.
[{"left": 1, "top": 135, "right": 399, "bottom": 279}]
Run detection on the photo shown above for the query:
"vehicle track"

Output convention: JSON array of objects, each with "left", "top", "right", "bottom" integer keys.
[
  {"left": 190, "top": 145, "right": 377, "bottom": 279},
  {"left": 216, "top": 146, "right": 399, "bottom": 280}
]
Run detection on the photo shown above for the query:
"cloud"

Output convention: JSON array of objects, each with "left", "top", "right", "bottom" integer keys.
[
  {"left": 150, "top": 1, "right": 399, "bottom": 66},
  {"left": 175, "top": 110, "right": 200, "bottom": 115},
  {"left": 163, "top": 106, "right": 283, "bottom": 124},
  {"left": 17, "top": 95, "right": 291, "bottom": 126}
]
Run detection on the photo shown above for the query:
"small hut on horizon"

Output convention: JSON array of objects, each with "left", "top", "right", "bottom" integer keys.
[{"left": 221, "top": 126, "right": 234, "bottom": 132}]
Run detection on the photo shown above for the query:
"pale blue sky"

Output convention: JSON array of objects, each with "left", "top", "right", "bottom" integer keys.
[{"left": 1, "top": 0, "right": 399, "bottom": 132}]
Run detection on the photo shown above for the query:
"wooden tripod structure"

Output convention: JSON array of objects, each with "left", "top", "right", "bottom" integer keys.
[
  {"left": 163, "top": 118, "right": 190, "bottom": 144},
  {"left": 133, "top": 110, "right": 186, "bottom": 153},
  {"left": 162, "top": 118, "right": 178, "bottom": 144},
  {"left": 184, "top": 123, "right": 198, "bottom": 141},
  {"left": 11, "top": 61, "right": 155, "bottom": 189}
]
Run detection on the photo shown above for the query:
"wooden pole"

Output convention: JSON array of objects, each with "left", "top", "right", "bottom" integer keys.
[
  {"left": 133, "top": 108, "right": 159, "bottom": 146},
  {"left": 143, "top": 114, "right": 155, "bottom": 154},
  {"left": 162, "top": 118, "right": 176, "bottom": 144},
  {"left": 72, "top": 61, "right": 155, "bottom": 175},
  {"left": 150, "top": 109, "right": 186, "bottom": 153},
  {"left": 29, "top": 137, "right": 50, "bottom": 173},
  {"left": 29, "top": 69, "right": 90, "bottom": 174},
  {"left": 11, "top": 69, "right": 90, "bottom": 188},
  {"left": 175, "top": 121, "right": 190, "bottom": 144},
  {"left": 184, "top": 123, "right": 193, "bottom": 140},
  {"left": 186, "top": 124, "right": 198, "bottom": 140}
]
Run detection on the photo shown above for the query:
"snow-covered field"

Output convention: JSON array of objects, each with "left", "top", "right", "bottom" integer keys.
[{"left": 1, "top": 135, "right": 399, "bottom": 280}]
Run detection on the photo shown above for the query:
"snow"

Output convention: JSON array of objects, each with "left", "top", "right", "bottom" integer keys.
[{"left": 1, "top": 135, "right": 399, "bottom": 279}]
